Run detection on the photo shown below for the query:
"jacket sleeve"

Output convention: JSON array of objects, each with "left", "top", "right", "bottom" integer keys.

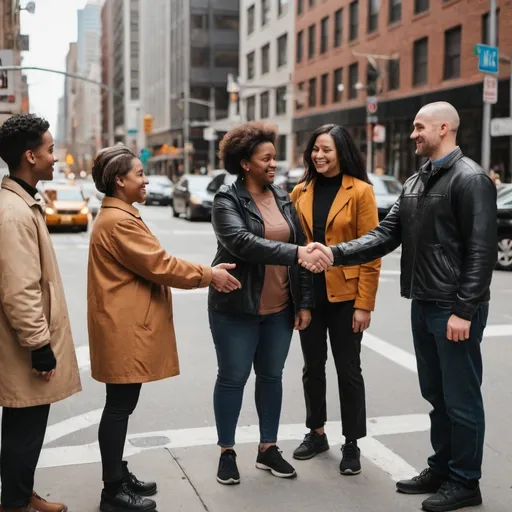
[
  {"left": 330, "top": 193, "right": 403, "bottom": 267},
  {"left": 0, "top": 218, "right": 50, "bottom": 350},
  {"left": 452, "top": 174, "right": 497, "bottom": 320},
  {"left": 109, "top": 218, "right": 212, "bottom": 289},
  {"left": 354, "top": 185, "right": 382, "bottom": 312},
  {"left": 211, "top": 192, "right": 298, "bottom": 266}
]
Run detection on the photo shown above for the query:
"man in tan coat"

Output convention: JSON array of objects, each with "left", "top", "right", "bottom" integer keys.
[{"left": 0, "top": 114, "right": 81, "bottom": 512}]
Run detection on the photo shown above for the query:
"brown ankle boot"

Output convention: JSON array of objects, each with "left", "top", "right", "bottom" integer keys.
[
  {"left": 0, "top": 507, "right": 29, "bottom": 512},
  {"left": 28, "top": 492, "right": 68, "bottom": 512}
]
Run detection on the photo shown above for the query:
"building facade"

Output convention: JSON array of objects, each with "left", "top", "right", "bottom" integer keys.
[
  {"left": 63, "top": 43, "right": 78, "bottom": 168},
  {"left": 238, "top": 0, "right": 295, "bottom": 163},
  {"left": 293, "top": 0, "right": 512, "bottom": 181},
  {"left": 101, "top": 0, "right": 113, "bottom": 147}
]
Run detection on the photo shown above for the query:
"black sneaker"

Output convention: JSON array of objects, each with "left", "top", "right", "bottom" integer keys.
[
  {"left": 256, "top": 445, "right": 297, "bottom": 478},
  {"left": 421, "top": 481, "right": 482, "bottom": 512},
  {"left": 339, "top": 442, "right": 361, "bottom": 475},
  {"left": 100, "top": 483, "right": 157, "bottom": 512},
  {"left": 293, "top": 431, "right": 330, "bottom": 460},
  {"left": 217, "top": 449, "right": 241, "bottom": 485},
  {"left": 122, "top": 461, "right": 157, "bottom": 496},
  {"left": 396, "top": 468, "right": 446, "bottom": 495}
]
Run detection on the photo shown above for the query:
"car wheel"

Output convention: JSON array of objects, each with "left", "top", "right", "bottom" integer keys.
[
  {"left": 172, "top": 206, "right": 180, "bottom": 217},
  {"left": 497, "top": 235, "right": 512, "bottom": 271},
  {"left": 186, "top": 204, "right": 194, "bottom": 221}
]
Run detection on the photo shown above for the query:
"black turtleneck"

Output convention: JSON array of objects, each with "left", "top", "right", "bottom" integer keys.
[{"left": 9, "top": 175, "right": 39, "bottom": 198}]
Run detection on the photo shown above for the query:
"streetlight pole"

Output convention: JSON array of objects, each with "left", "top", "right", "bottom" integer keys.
[
  {"left": 209, "top": 86, "right": 216, "bottom": 170},
  {"left": 481, "top": 0, "right": 497, "bottom": 174},
  {"left": 183, "top": 0, "right": 191, "bottom": 174}
]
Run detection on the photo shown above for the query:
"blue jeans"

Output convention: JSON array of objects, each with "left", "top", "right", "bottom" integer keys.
[
  {"left": 209, "top": 307, "right": 294, "bottom": 447},
  {"left": 411, "top": 300, "right": 489, "bottom": 487}
]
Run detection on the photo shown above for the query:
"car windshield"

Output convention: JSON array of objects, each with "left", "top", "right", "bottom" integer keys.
[
  {"left": 187, "top": 176, "right": 212, "bottom": 192},
  {"left": 148, "top": 175, "right": 172, "bottom": 186},
  {"left": 46, "top": 188, "right": 84, "bottom": 202},
  {"left": 370, "top": 175, "right": 403, "bottom": 195}
]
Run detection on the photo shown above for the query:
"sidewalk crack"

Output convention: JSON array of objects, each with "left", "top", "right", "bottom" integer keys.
[{"left": 165, "top": 447, "right": 210, "bottom": 512}]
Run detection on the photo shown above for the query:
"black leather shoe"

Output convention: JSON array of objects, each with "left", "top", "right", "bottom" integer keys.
[
  {"left": 396, "top": 468, "right": 446, "bottom": 494},
  {"left": 293, "top": 431, "right": 329, "bottom": 460},
  {"left": 100, "top": 483, "right": 157, "bottom": 512},
  {"left": 122, "top": 461, "right": 157, "bottom": 497},
  {"left": 421, "top": 482, "right": 482, "bottom": 511}
]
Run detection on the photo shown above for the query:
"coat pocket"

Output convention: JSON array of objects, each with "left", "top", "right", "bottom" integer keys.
[
  {"left": 48, "top": 281, "right": 61, "bottom": 333},
  {"left": 143, "top": 285, "right": 154, "bottom": 329},
  {"left": 342, "top": 266, "right": 361, "bottom": 280}
]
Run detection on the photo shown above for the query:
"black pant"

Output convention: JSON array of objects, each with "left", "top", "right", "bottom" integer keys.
[
  {"left": 99, "top": 383, "right": 142, "bottom": 483},
  {"left": 0, "top": 404, "right": 51, "bottom": 508},
  {"left": 299, "top": 299, "right": 366, "bottom": 440}
]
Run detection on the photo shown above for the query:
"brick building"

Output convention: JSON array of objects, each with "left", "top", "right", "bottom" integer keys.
[{"left": 293, "top": 0, "right": 512, "bottom": 181}]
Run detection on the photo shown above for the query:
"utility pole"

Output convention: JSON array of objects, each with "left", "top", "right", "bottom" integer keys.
[
  {"left": 481, "top": 0, "right": 497, "bottom": 174},
  {"left": 209, "top": 86, "right": 216, "bottom": 170},
  {"left": 183, "top": 0, "right": 191, "bottom": 174}
]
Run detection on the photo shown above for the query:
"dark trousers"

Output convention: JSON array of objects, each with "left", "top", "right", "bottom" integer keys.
[
  {"left": 98, "top": 383, "right": 142, "bottom": 483},
  {"left": 0, "top": 404, "right": 50, "bottom": 508},
  {"left": 299, "top": 299, "right": 366, "bottom": 440},
  {"left": 411, "top": 300, "right": 488, "bottom": 487},
  {"left": 209, "top": 307, "right": 294, "bottom": 447}
]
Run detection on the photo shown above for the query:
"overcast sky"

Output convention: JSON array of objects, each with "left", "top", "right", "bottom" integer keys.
[{"left": 20, "top": 0, "right": 101, "bottom": 134}]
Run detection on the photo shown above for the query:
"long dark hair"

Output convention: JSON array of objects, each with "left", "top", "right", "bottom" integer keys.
[{"left": 301, "top": 124, "right": 370, "bottom": 185}]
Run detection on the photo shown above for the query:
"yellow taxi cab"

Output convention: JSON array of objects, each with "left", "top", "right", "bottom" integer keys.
[{"left": 41, "top": 184, "right": 90, "bottom": 231}]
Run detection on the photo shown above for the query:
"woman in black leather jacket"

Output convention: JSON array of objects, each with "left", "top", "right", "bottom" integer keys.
[{"left": 208, "top": 122, "right": 332, "bottom": 486}]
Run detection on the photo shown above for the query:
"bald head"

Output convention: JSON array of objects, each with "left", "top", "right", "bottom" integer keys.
[{"left": 417, "top": 102, "right": 460, "bottom": 133}]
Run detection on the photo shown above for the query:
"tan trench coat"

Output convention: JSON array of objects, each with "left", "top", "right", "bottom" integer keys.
[
  {"left": 0, "top": 178, "right": 82, "bottom": 408},
  {"left": 87, "top": 197, "right": 213, "bottom": 384}
]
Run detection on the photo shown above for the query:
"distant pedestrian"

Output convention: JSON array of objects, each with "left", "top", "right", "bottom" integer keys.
[
  {"left": 88, "top": 145, "right": 241, "bottom": 512},
  {"left": 301, "top": 102, "right": 497, "bottom": 512},
  {"left": 209, "top": 122, "right": 331, "bottom": 486},
  {"left": 0, "top": 113, "right": 82, "bottom": 512},
  {"left": 290, "top": 124, "right": 381, "bottom": 475}
]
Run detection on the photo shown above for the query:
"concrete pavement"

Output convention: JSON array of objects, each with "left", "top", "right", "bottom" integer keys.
[{"left": 28, "top": 205, "right": 512, "bottom": 511}]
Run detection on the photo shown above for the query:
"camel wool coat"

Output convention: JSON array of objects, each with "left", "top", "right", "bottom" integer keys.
[
  {"left": 87, "top": 197, "right": 213, "bottom": 384},
  {"left": 0, "top": 178, "right": 82, "bottom": 408}
]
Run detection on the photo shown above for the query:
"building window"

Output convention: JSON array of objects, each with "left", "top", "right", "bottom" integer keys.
[
  {"left": 414, "top": 0, "right": 429, "bottom": 14},
  {"left": 276, "top": 135, "right": 286, "bottom": 161},
  {"left": 368, "top": 0, "right": 379, "bottom": 33},
  {"left": 349, "top": 1, "right": 358, "bottom": 41},
  {"left": 247, "top": 51, "right": 255, "bottom": 80},
  {"left": 261, "top": 0, "right": 270, "bottom": 26},
  {"left": 260, "top": 91, "right": 269, "bottom": 118},
  {"left": 278, "top": 0, "right": 289, "bottom": 17},
  {"left": 308, "top": 24, "right": 316, "bottom": 59},
  {"left": 261, "top": 43, "right": 270, "bottom": 74},
  {"left": 191, "top": 14, "right": 208, "bottom": 29},
  {"left": 388, "top": 58, "right": 400, "bottom": 90},
  {"left": 389, "top": 0, "right": 401, "bottom": 24},
  {"left": 348, "top": 62, "right": 358, "bottom": 99},
  {"left": 296, "top": 81, "right": 305, "bottom": 110},
  {"left": 413, "top": 37, "right": 428, "bottom": 86},
  {"left": 246, "top": 96, "right": 256, "bottom": 121},
  {"left": 276, "top": 86, "right": 287, "bottom": 115},
  {"left": 191, "top": 48, "right": 210, "bottom": 67},
  {"left": 247, "top": 5, "right": 255, "bottom": 35},
  {"left": 214, "top": 50, "right": 238, "bottom": 68},
  {"left": 320, "top": 73, "right": 328, "bottom": 105},
  {"left": 320, "top": 17, "right": 329, "bottom": 54},
  {"left": 444, "top": 25, "right": 461, "bottom": 80},
  {"left": 297, "top": 0, "right": 303, "bottom": 16},
  {"left": 482, "top": 9, "right": 500, "bottom": 46},
  {"left": 334, "top": 9, "right": 342, "bottom": 47},
  {"left": 308, "top": 77, "right": 317, "bottom": 107},
  {"left": 333, "top": 67, "right": 343, "bottom": 102},
  {"left": 296, "top": 30, "right": 303, "bottom": 63},
  {"left": 277, "top": 34, "right": 288, "bottom": 68},
  {"left": 215, "top": 14, "right": 239, "bottom": 30}
]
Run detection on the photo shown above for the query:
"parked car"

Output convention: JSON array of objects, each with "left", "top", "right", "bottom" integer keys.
[
  {"left": 172, "top": 175, "right": 214, "bottom": 221},
  {"left": 40, "top": 184, "right": 89, "bottom": 232},
  {"left": 145, "top": 175, "right": 174, "bottom": 206},
  {"left": 284, "top": 167, "right": 305, "bottom": 192},
  {"left": 368, "top": 173, "right": 403, "bottom": 220},
  {"left": 78, "top": 180, "right": 104, "bottom": 218},
  {"left": 497, "top": 194, "right": 512, "bottom": 271}
]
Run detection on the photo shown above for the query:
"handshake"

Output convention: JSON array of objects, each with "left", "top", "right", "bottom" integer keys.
[{"left": 297, "top": 243, "right": 334, "bottom": 273}]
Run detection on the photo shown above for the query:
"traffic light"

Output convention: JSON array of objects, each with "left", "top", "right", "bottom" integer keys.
[
  {"left": 366, "top": 63, "right": 381, "bottom": 96},
  {"left": 143, "top": 115, "right": 153, "bottom": 134}
]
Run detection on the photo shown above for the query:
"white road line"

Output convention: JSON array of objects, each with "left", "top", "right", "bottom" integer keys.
[
  {"left": 39, "top": 413, "right": 428, "bottom": 481},
  {"left": 483, "top": 324, "right": 512, "bottom": 337},
  {"left": 45, "top": 409, "right": 104, "bottom": 444},
  {"left": 363, "top": 333, "right": 418, "bottom": 374}
]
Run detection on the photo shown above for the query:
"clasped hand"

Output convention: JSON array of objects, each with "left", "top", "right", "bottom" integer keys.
[
  {"left": 297, "top": 243, "right": 334, "bottom": 273},
  {"left": 211, "top": 263, "right": 242, "bottom": 293}
]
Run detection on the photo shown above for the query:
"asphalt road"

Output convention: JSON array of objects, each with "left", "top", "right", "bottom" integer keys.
[{"left": 27, "top": 205, "right": 512, "bottom": 511}]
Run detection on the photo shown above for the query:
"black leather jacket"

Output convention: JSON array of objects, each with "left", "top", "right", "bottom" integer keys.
[
  {"left": 331, "top": 147, "right": 497, "bottom": 321},
  {"left": 208, "top": 177, "right": 314, "bottom": 315}
]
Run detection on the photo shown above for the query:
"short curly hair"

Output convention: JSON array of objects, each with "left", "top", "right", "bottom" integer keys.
[
  {"left": 0, "top": 114, "right": 50, "bottom": 171},
  {"left": 92, "top": 145, "right": 137, "bottom": 196},
  {"left": 218, "top": 121, "right": 278, "bottom": 176}
]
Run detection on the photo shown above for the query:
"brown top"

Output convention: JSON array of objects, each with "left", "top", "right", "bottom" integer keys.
[{"left": 250, "top": 189, "right": 290, "bottom": 315}]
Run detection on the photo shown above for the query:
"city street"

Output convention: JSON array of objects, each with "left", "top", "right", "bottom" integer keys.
[{"left": 33, "top": 205, "right": 512, "bottom": 512}]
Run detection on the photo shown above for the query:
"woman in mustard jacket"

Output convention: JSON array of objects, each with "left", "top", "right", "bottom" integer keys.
[{"left": 290, "top": 124, "right": 381, "bottom": 475}]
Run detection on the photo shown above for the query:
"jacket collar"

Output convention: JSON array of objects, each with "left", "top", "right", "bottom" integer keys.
[
  {"left": 421, "top": 146, "right": 464, "bottom": 175},
  {"left": 1, "top": 176, "right": 46, "bottom": 212},
  {"left": 101, "top": 196, "right": 141, "bottom": 218}
]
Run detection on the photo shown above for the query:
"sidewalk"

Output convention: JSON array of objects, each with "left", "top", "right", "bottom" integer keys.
[{"left": 35, "top": 442, "right": 440, "bottom": 512}]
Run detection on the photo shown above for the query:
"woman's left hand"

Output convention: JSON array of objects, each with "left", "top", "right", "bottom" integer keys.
[
  {"left": 295, "top": 309, "right": 312, "bottom": 331},
  {"left": 352, "top": 309, "right": 371, "bottom": 333}
]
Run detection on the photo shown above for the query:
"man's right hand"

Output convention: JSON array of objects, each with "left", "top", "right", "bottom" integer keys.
[
  {"left": 297, "top": 244, "right": 334, "bottom": 273},
  {"left": 211, "top": 263, "right": 242, "bottom": 293}
]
